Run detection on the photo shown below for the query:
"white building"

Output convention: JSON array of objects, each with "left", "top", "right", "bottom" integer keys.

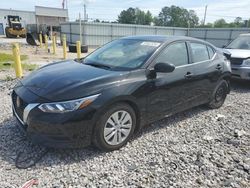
[{"left": 0, "top": 6, "right": 68, "bottom": 35}]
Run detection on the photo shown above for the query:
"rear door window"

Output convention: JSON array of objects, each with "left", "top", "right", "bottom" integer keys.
[
  {"left": 155, "top": 42, "right": 188, "bottom": 67},
  {"left": 190, "top": 43, "right": 210, "bottom": 63}
]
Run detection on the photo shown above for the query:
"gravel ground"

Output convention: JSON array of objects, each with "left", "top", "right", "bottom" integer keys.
[{"left": 0, "top": 77, "right": 249, "bottom": 188}]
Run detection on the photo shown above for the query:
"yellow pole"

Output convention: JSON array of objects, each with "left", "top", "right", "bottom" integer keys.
[
  {"left": 63, "top": 34, "right": 67, "bottom": 59},
  {"left": 55, "top": 35, "right": 57, "bottom": 45},
  {"left": 44, "top": 34, "right": 48, "bottom": 52},
  {"left": 76, "top": 41, "right": 81, "bottom": 59},
  {"left": 39, "top": 33, "right": 43, "bottom": 48},
  {"left": 12, "top": 43, "right": 23, "bottom": 78},
  {"left": 52, "top": 35, "right": 56, "bottom": 54}
]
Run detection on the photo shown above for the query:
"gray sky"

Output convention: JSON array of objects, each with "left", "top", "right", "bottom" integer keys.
[{"left": 1, "top": 0, "right": 250, "bottom": 23}]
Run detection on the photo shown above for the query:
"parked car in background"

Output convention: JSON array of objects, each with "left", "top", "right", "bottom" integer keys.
[
  {"left": 224, "top": 33, "right": 250, "bottom": 80},
  {"left": 12, "top": 36, "right": 231, "bottom": 151}
]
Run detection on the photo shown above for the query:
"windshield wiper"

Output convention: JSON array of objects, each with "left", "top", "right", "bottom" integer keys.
[{"left": 85, "top": 63, "right": 112, "bottom": 69}]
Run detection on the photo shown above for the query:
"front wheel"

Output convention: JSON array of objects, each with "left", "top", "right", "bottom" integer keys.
[
  {"left": 207, "top": 80, "right": 229, "bottom": 109},
  {"left": 93, "top": 103, "right": 136, "bottom": 151}
]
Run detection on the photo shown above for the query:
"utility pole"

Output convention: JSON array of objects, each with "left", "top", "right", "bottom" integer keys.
[
  {"left": 84, "top": 4, "right": 87, "bottom": 22},
  {"left": 203, "top": 5, "right": 208, "bottom": 26},
  {"left": 79, "top": 13, "right": 82, "bottom": 44}
]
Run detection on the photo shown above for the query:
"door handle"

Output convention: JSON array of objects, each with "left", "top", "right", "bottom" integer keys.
[
  {"left": 216, "top": 64, "right": 222, "bottom": 70},
  {"left": 185, "top": 72, "right": 193, "bottom": 79}
]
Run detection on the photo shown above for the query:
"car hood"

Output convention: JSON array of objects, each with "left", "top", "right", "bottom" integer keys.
[
  {"left": 225, "top": 49, "right": 250, "bottom": 59},
  {"left": 21, "top": 60, "right": 128, "bottom": 101}
]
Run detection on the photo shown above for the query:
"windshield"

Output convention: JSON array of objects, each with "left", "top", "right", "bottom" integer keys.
[
  {"left": 83, "top": 39, "right": 161, "bottom": 70},
  {"left": 227, "top": 36, "right": 250, "bottom": 50}
]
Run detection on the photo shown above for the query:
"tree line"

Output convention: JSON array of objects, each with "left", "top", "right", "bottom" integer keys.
[{"left": 94, "top": 5, "right": 250, "bottom": 28}]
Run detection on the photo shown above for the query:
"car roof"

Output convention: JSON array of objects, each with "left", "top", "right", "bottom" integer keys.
[{"left": 121, "top": 35, "right": 213, "bottom": 45}]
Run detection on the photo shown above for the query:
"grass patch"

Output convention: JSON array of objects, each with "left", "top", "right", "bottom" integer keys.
[
  {"left": 21, "top": 63, "right": 37, "bottom": 71},
  {"left": 0, "top": 53, "right": 28, "bottom": 63},
  {"left": 0, "top": 62, "right": 37, "bottom": 71},
  {"left": 0, "top": 53, "right": 37, "bottom": 71}
]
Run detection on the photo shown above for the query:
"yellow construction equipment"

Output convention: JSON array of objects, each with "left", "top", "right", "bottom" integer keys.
[{"left": 5, "top": 15, "right": 26, "bottom": 38}]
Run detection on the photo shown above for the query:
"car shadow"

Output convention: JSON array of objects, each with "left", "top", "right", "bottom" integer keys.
[
  {"left": 132, "top": 105, "right": 208, "bottom": 141},
  {"left": 0, "top": 105, "right": 208, "bottom": 169},
  {"left": 0, "top": 117, "right": 104, "bottom": 169}
]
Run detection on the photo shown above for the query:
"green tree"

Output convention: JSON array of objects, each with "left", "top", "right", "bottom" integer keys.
[
  {"left": 118, "top": 8, "right": 136, "bottom": 24},
  {"left": 197, "top": 23, "right": 213, "bottom": 28},
  {"left": 118, "top": 8, "right": 153, "bottom": 25},
  {"left": 135, "top": 8, "right": 145, "bottom": 24},
  {"left": 188, "top": 10, "right": 199, "bottom": 27},
  {"left": 214, "top": 19, "right": 228, "bottom": 28},
  {"left": 234, "top": 17, "right": 243, "bottom": 27},
  {"left": 234, "top": 17, "right": 242, "bottom": 25},
  {"left": 94, "top": 19, "right": 100, "bottom": 23},
  {"left": 154, "top": 5, "right": 199, "bottom": 27},
  {"left": 145, "top": 11, "right": 153, "bottom": 25}
]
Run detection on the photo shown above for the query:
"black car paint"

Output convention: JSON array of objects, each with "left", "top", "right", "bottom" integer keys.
[{"left": 12, "top": 35, "right": 231, "bottom": 148}]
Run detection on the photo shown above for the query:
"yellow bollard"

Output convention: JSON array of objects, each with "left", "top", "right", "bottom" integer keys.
[
  {"left": 76, "top": 41, "right": 81, "bottom": 59},
  {"left": 39, "top": 33, "right": 43, "bottom": 48},
  {"left": 52, "top": 35, "right": 56, "bottom": 54},
  {"left": 12, "top": 43, "right": 23, "bottom": 78},
  {"left": 44, "top": 34, "right": 48, "bottom": 52},
  {"left": 63, "top": 34, "right": 67, "bottom": 59}
]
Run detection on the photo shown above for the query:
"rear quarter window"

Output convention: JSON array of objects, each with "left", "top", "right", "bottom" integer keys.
[{"left": 207, "top": 46, "right": 215, "bottom": 59}]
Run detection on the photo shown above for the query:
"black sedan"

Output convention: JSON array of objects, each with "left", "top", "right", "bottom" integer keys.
[{"left": 12, "top": 35, "right": 231, "bottom": 151}]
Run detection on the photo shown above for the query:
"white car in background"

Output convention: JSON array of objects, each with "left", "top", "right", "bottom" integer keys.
[{"left": 224, "top": 33, "right": 250, "bottom": 80}]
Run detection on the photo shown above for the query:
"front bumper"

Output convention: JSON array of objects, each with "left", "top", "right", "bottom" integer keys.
[
  {"left": 231, "top": 66, "right": 250, "bottom": 80},
  {"left": 12, "top": 97, "right": 97, "bottom": 149}
]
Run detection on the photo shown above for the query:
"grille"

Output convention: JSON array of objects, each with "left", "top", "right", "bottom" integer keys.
[
  {"left": 230, "top": 58, "right": 243, "bottom": 65},
  {"left": 12, "top": 91, "right": 28, "bottom": 121}
]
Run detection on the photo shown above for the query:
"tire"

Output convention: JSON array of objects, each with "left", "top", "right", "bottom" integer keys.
[
  {"left": 5, "top": 27, "right": 16, "bottom": 38},
  {"left": 207, "top": 80, "right": 229, "bottom": 109},
  {"left": 93, "top": 103, "right": 136, "bottom": 151},
  {"left": 68, "top": 44, "right": 88, "bottom": 53}
]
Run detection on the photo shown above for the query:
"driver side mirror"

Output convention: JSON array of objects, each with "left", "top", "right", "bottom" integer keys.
[{"left": 154, "top": 62, "right": 175, "bottom": 73}]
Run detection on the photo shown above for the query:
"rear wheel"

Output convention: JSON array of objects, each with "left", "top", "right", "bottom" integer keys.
[
  {"left": 93, "top": 103, "right": 136, "bottom": 151},
  {"left": 207, "top": 80, "right": 229, "bottom": 109}
]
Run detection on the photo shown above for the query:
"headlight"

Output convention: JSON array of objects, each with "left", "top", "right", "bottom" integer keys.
[
  {"left": 243, "top": 59, "right": 250, "bottom": 66},
  {"left": 38, "top": 94, "right": 100, "bottom": 113}
]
